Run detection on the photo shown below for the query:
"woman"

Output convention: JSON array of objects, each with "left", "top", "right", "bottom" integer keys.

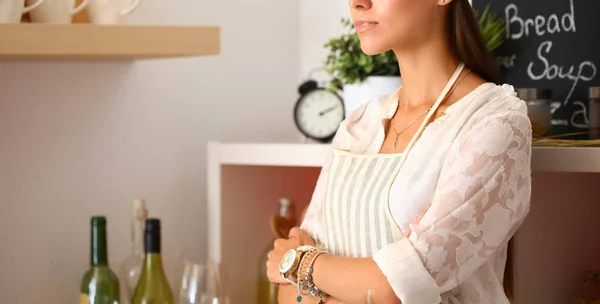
[{"left": 267, "top": 0, "right": 532, "bottom": 303}]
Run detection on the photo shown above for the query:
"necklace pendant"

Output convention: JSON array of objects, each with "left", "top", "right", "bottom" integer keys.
[{"left": 393, "top": 139, "right": 398, "bottom": 150}]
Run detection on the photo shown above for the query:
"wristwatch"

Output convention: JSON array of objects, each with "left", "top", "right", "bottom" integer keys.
[{"left": 279, "top": 245, "right": 312, "bottom": 279}]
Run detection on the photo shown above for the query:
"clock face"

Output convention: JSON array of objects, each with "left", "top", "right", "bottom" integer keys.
[
  {"left": 294, "top": 89, "right": 345, "bottom": 141},
  {"left": 279, "top": 249, "right": 297, "bottom": 273}
]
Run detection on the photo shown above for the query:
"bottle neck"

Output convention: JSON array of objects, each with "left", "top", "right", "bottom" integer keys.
[
  {"left": 142, "top": 220, "right": 164, "bottom": 273},
  {"left": 279, "top": 205, "right": 289, "bottom": 218},
  {"left": 145, "top": 224, "right": 161, "bottom": 254},
  {"left": 142, "top": 253, "right": 164, "bottom": 272},
  {"left": 91, "top": 222, "right": 108, "bottom": 266},
  {"left": 279, "top": 200, "right": 295, "bottom": 226},
  {"left": 132, "top": 215, "right": 145, "bottom": 256}
]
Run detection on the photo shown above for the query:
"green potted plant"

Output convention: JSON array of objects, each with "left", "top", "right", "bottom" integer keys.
[
  {"left": 475, "top": 3, "right": 507, "bottom": 55},
  {"left": 322, "top": 18, "right": 401, "bottom": 116},
  {"left": 323, "top": 18, "right": 400, "bottom": 90},
  {"left": 322, "top": 4, "right": 505, "bottom": 116}
]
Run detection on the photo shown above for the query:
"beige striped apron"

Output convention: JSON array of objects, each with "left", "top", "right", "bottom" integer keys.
[
  {"left": 323, "top": 151, "right": 405, "bottom": 257},
  {"left": 322, "top": 62, "right": 466, "bottom": 259}
]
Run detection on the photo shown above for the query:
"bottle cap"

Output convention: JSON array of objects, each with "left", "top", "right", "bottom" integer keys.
[
  {"left": 133, "top": 198, "right": 148, "bottom": 219},
  {"left": 279, "top": 198, "right": 291, "bottom": 207},
  {"left": 145, "top": 218, "right": 160, "bottom": 232},
  {"left": 91, "top": 216, "right": 106, "bottom": 226}
]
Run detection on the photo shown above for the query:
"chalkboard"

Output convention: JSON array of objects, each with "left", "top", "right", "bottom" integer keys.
[{"left": 472, "top": 0, "right": 600, "bottom": 138}]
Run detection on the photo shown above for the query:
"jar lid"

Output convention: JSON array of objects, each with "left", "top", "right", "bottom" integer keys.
[
  {"left": 516, "top": 88, "right": 551, "bottom": 100},
  {"left": 589, "top": 87, "right": 600, "bottom": 99}
]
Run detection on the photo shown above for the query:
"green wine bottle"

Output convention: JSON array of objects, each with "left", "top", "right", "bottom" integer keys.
[
  {"left": 80, "top": 216, "right": 120, "bottom": 304},
  {"left": 131, "top": 218, "right": 174, "bottom": 304}
]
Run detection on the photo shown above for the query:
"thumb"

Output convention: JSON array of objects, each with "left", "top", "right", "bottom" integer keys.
[
  {"left": 405, "top": 205, "right": 431, "bottom": 238},
  {"left": 288, "top": 227, "right": 301, "bottom": 239},
  {"left": 403, "top": 228, "right": 412, "bottom": 239},
  {"left": 414, "top": 204, "right": 430, "bottom": 225}
]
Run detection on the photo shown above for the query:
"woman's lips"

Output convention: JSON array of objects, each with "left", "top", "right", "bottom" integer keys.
[{"left": 354, "top": 20, "right": 378, "bottom": 33}]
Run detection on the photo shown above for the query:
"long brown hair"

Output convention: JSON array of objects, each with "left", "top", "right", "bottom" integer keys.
[
  {"left": 448, "top": 0, "right": 514, "bottom": 300},
  {"left": 449, "top": 0, "right": 502, "bottom": 85}
]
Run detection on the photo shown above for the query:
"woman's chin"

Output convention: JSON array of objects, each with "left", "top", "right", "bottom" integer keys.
[{"left": 359, "top": 41, "right": 390, "bottom": 56}]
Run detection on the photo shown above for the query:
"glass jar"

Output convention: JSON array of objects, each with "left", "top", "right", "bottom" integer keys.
[
  {"left": 589, "top": 87, "right": 600, "bottom": 140},
  {"left": 516, "top": 88, "right": 553, "bottom": 137}
]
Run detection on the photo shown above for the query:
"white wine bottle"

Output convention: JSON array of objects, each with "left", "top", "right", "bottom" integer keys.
[
  {"left": 80, "top": 216, "right": 120, "bottom": 304},
  {"left": 118, "top": 199, "right": 148, "bottom": 304},
  {"left": 131, "top": 218, "right": 174, "bottom": 304}
]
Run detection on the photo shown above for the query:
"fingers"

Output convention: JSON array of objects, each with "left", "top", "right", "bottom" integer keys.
[
  {"left": 288, "top": 227, "right": 302, "bottom": 238},
  {"left": 404, "top": 204, "right": 431, "bottom": 238},
  {"left": 267, "top": 248, "right": 276, "bottom": 260},
  {"left": 274, "top": 238, "right": 287, "bottom": 249},
  {"left": 288, "top": 227, "right": 316, "bottom": 246},
  {"left": 403, "top": 228, "right": 412, "bottom": 238},
  {"left": 266, "top": 238, "right": 294, "bottom": 285},
  {"left": 266, "top": 257, "right": 286, "bottom": 285},
  {"left": 415, "top": 204, "right": 430, "bottom": 224}
]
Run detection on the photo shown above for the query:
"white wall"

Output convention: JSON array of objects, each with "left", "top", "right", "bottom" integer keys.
[
  {"left": 0, "top": 0, "right": 299, "bottom": 303},
  {"left": 298, "top": 0, "right": 350, "bottom": 84}
]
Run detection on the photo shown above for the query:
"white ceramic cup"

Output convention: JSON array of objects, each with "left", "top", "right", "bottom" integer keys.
[
  {"left": 26, "top": 0, "right": 90, "bottom": 24},
  {"left": 0, "top": 0, "right": 45, "bottom": 23},
  {"left": 87, "top": 0, "right": 141, "bottom": 25}
]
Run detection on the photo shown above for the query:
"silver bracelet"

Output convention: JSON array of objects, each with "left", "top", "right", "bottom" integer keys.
[
  {"left": 296, "top": 247, "right": 313, "bottom": 301},
  {"left": 280, "top": 273, "right": 298, "bottom": 287},
  {"left": 299, "top": 248, "right": 328, "bottom": 303}
]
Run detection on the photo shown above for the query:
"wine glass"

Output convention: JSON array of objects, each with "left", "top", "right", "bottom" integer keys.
[{"left": 178, "top": 260, "right": 223, "bottom": 304}]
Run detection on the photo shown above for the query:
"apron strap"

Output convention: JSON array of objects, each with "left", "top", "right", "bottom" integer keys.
[{"left": 384, "top": 62, "right": 466, "bottom": 237}]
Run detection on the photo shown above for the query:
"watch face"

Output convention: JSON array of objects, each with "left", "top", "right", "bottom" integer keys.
[
  {"left": 279, "top": 249, "right": 297, "bottom": 273},
  {"left": 294, "top": 89, "right": 344, "bottom": 141}
]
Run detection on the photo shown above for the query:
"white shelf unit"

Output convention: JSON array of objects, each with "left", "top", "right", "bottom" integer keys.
[
  {"left": 207, "top": 142, "right": 600, "bottom": 304},
  {"left": 211, "top": 142, "right": 600, "bottom": 172}
]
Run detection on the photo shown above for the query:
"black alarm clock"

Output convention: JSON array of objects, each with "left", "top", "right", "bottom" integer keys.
[{"left": 293, "top": 80, "right": 345, "bottom": 143}]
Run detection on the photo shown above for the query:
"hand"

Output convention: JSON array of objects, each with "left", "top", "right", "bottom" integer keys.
[
  {"left": 403, "top": 204, "right": 430, "bottom": 238},
  {"left": 266, "top": 227, "right": 316, "bottom": 285}
]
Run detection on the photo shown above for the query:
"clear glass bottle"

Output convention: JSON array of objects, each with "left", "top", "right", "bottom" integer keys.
[
  {"left": 516, "top": 88, "right": 553, "bottom": 137},
  {"left": 118, "top": 199, "right": 148, "bottom": 304},
  {"left": 589, "top": 87, "right": 600, "bottom": 140},
  {"left": 256, "top": 198, "right": 295, "bottom": 304}
]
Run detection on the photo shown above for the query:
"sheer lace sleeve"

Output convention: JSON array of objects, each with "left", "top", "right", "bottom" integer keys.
[{"left": 372, "top": 111, "right": 533, "bottom": 303}]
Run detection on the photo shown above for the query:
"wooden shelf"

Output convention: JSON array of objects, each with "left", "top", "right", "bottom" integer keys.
[
  {"left": 208, "top": 141, "right": 600, "bottom": 173},
  {"left": 0, "top": 23, "right": 220, "bottom": 60}
]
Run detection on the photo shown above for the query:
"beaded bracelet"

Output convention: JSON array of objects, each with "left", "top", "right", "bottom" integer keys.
[
  {"left": 295, "top": 246, "right": 328, "bottom": 303},
  {"left": 305, "top": 251, "right": 327, "bottom": 299},
  {"left": 296, "top": 247, "right": 314, "bottom": 302}
]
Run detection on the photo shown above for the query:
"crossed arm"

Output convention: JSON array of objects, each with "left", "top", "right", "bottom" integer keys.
[
  {"left": 268, "top": 228, "right": 401, "bottom": 304},
  {"left": 267, "top": 113, "right": 533, "bottom": 304}
]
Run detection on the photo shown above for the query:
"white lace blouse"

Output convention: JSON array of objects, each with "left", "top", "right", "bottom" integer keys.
[{"left": 300, "top": 82, "right": 533, "bottom": 304}]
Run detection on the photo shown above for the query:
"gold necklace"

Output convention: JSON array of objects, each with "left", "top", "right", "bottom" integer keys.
[
  {"left": 391, "top": 107, "right": 431, "bottom": 150},
  {"left": 390, "top": 68, "right": 472, "bottom": 150}
]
